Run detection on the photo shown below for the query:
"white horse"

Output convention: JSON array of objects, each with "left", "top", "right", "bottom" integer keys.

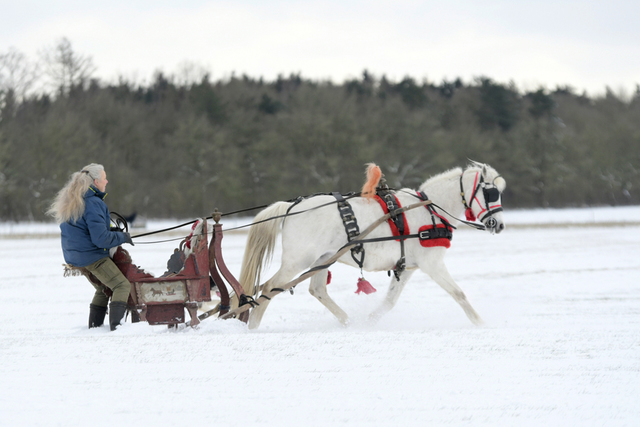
[{"left": 239, "top": 162, "right": 506, "bottom": 329}]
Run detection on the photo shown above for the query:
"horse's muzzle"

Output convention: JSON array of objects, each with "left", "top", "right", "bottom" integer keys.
[{"left": 484, "top": 217, "right": 505, "bottom": 234}]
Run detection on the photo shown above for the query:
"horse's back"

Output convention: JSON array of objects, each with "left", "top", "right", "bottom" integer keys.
[{"left": 281, "top": 193, "right": 427, "bottom": 271}]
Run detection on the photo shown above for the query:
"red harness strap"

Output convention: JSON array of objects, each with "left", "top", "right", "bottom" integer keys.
[
  {"left": 418, "top": 224, "right": 451, "bottom": 248},
  {"left": 374, "top": 194, "right": 410, "bottom": 240},
  {"left": 416, "top": 191, "right": 452, "bottom": 248}
]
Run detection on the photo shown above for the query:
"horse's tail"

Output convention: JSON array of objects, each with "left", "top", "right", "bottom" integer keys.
[
  {"left": 361, "top": 163, "right": 382, "bottom": 200},
  {"left": 239, "top": 201, "right": 292, "bottom": 298}
]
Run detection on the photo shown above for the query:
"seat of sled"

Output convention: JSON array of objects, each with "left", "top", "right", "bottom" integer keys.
[{"left": 110, "top": 230, "right": 212, "bottom": 326}]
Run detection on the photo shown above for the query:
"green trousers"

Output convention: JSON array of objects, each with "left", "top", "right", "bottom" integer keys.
[{"left": 85, "top": 257, "right": 131, "bottom": 306}]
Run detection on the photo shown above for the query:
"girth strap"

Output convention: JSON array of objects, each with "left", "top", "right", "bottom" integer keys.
[
  {"left": 332, "top": 192, "right": 365, "bottom": 269},
  {"left": 374, "top": 188, "right": 410, "bottom": 239},
  {"left": 374, "top": 187, "right": 410, "bottom": 280}
]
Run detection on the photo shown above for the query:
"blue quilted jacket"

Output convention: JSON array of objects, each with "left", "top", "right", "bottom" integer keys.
[{"left": 60, "top": 186, "right": 127, "bottom": 267}]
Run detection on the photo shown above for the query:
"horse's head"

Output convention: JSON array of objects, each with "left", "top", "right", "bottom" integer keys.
[{"left": 464, "top": 162, "right": 506, "bottom": 234}]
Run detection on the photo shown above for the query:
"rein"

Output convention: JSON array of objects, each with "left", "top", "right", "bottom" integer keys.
[
  {"left": 132, "top": 168, "right": 504, "bottom": 244},
  {"left": 129, "top": 203, "right": 282, "bottom": 239},
  {"left": 130, "top": 192, "right": 362, "bottom": 242},
  {"left": 133, "top": 182, "right": 491, "bottom": 244},
  {"left": 398, "top": 189, "right": 486, "bottom": 231}
]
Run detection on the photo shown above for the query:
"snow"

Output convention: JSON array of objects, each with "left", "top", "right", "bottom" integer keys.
[{"left": 1, "top": 206, "right": 640, "bottom": 426}]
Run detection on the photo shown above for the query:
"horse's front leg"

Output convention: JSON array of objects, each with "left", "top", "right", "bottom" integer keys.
[
  {"left": 369, "top": 269, "right": 415, "bottom": 322},
  {"left": 419, "top": 254, "right": 483, "bottom": 326},
  {"left": 308, "top": 257, "right": 349, "bottom": 326}
]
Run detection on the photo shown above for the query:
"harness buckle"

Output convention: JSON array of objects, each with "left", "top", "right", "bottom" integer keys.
[
  {"left": 342, "top": 213, "right": 355, "bottom": 222},
  {"left": 419, "top": 226, "right": 453, "bottom": 241}
]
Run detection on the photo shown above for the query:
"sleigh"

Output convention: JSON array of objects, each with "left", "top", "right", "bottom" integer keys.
[
  {"left": 70, "top": 162, "right": 505, "bottom": 330},
  {"left": 81, "top": 214, "right": 249, "bottom": 327}
]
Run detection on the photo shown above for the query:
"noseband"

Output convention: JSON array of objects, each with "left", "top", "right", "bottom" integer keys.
[{"left": 460, "top": 171, "right": 503, "bottom": 226}]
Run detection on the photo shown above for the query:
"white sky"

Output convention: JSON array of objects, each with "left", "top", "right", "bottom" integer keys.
[{"left": 2, "top": 0, "right": 639, "bottom": 96}]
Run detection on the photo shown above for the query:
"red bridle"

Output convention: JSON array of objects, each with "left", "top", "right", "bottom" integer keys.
[{"left": 460, "top": 171, "right": 503, "bottom": 223}]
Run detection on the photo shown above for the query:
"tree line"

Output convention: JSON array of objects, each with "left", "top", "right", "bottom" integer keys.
[{"left": 1, "top": 39, "right": 639, "bottom": 222}]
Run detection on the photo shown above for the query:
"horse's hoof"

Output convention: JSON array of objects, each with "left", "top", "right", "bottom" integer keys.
[
  {"left": 247, "top": 317, "right": 261, "bottom": 330},
  {"left": 472, "top": 316, "right": 485, "bottom": 326}
]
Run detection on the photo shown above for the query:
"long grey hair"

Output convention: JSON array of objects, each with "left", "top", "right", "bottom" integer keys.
[{"left": 47, "top": 163, "right": 104, "bottom": 224}]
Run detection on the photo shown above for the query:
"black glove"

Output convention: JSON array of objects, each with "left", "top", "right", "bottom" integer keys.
[{"left": 123, "top": 232, "right": 134, "bottom": 246}]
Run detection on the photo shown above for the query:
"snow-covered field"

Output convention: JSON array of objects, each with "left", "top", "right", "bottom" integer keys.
[{"left": 1, "top": 206, "right": 640, "bottom": 426}]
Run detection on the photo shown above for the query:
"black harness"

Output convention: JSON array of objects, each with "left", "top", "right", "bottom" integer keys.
[
  {"left": 375, "top": 186, "right": 410, "bottom": 279},
  {"left": 296, "top": 188, "right": 462, "bottom": 282},
  {"left": 331, "top": 192, "right": 365, "bottom": 269},
  {"left": 332, "top": 188, "right": 455, "bottom": 281},
  {"left": 376, "top": 185, "right": 407, "bottom": 236}
]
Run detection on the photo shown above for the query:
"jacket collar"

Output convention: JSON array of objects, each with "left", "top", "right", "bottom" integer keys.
[{"left": 86, "top": 185, "right": 107, "bottom": 200}]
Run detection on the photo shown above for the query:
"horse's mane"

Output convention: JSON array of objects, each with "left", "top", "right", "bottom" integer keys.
[
  {"left": 418, "top": 162, "right": 504, "bottom": 190},
  {"left": 419, "top": 167, "right": 463, "bottom": 191}
]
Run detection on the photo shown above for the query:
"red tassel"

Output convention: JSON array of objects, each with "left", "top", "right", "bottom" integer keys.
[
  {"left": 326, "top": 270, "right": 332, "bottom": 285},
  {"left": 355, "top": 278, "right": 377, "bottom": 295},
  {"left": 465, "top": 208, "right": 476, "bottom": 222},
  {"left": 185, "top": 220, "right": 200, "bottom": 249}
]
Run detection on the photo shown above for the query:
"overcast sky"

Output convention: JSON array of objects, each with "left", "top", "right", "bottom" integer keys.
[{"left": 2, "top": 0, "right": 639, "bottom": 96}]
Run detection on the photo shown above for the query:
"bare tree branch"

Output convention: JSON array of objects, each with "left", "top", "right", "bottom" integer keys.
[
  {"left": 0, "top": 47, "right": 39, "bottom": 100},
  {"left": 39, "top": 37, "right": 96, "bottom": 95}
]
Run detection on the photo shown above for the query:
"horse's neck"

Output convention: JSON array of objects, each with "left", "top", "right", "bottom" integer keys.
[{"left": 420, "top": 174, "right": 464, "bottom": 220}]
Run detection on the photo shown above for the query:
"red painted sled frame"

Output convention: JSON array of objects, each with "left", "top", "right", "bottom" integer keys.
[{"left": 111, "top": 215, "right": 247, "bottom": 327}]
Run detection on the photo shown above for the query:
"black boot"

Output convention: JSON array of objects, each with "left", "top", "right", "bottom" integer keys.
[
  {"left": 109, "top": 301, "right": 128, "bottom": 331},
  {"left": 88, "top": 304, "right": 107, "bottom": 328}
]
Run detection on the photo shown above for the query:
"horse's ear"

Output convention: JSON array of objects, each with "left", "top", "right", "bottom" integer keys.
[
  {"left": 482, "top": 164, "right": 488, "bottom": 178},
  {"left": 468, "top": 159, "right": 483, "bottom": 170}
]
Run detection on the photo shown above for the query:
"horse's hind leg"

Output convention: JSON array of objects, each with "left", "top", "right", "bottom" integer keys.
[
  {"left": 308, "top": 267, "right": 349, "bottom": 326},
  {"left": 248, "top": 266, "right": 297, "bottom": 330},
  {"left": 368, "top": 270, "right": 415, "bottom": 322},
  {"left": 420, "top": 257, "right": 483, "bottom": 325}
]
